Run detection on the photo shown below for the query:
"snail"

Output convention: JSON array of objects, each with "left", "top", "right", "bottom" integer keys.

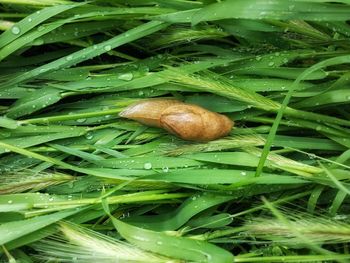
[{"left": 119, "top": 99, "right": 233, "bottom": 141}]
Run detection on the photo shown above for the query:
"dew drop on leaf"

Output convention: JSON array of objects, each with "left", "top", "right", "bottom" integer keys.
[
  {"left": 33, "top": 38, "right": 44, "bottom": 45},
  {"left": 118, "top": 72, "right": 133, "bottom": 81},
  {"left": 11, "top": 26, "right": 20, "bottom": 35},
  {"left": 76, "top": 118, "right": 86, "bottom": 123},
  {"left": 104, "top": 45, "right": 112, "bottom": 51},
  {"left": 37, "top": 25, "right": 45, "bottom": 31},
  {"left": 85, "top": 132, "right": 93, "bottom": 140},
  {"left": 143, "top": 162, "right": 152, "bottom": 170}
]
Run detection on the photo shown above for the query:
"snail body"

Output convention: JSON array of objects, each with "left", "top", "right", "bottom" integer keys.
[
  {"left": 118, "top": 99, "right": 182, "bottom": 128},
  {"left": 119, "top": 99, "right": 233, "bottom": 141}
]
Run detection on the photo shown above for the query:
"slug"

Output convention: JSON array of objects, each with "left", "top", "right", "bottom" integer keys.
[{"left": 119, "top": 99, "right": 233, "bottom": 141}]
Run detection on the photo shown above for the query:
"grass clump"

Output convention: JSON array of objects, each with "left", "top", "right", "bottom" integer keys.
[{"left": 0, "top": 0, "right": 350, "bottom": 262}]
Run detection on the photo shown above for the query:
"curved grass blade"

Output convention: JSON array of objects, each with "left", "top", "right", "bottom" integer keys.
[
  {"left": 0, "top": 16, "right": 78, "bottom": 61},
  {"left": 105, "top": 203, "right": 234, "bottom": 263},
  {"left": 0, "top": 209, "right": 81, "bottom": 246},
  {"left": 255, "top": 54, "right": 350, "bottom": 177},
  {"left": 0, "top": 3, "right": 82, "bottom": 49},
  {"left": 34, "top": 222, "right": 178, "bottom": 263},
  {"left": 0, "top": 20, "right": 169, "bottom": 89}
]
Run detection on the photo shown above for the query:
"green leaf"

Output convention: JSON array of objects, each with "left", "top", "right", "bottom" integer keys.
[
  {"left": 6, "top": 87, "right": 62, "bottom": 119},
  {"left": 0, "top": 209, "right": 80, "bottom": 246},
  {"left": 0, "top": 3, "right": 82, "bottom": 49},
  {"left": 112, "top": 217, "right": 234, "bottom": 263},
  {"left": 191, "top": 0, "right": 350, "bottom": 25},
  {"left": 0, "top": 20, "right": 169, "bottom": 88},
  {"left": 0, "top": 117, "right": 19, "bottom": 129}
]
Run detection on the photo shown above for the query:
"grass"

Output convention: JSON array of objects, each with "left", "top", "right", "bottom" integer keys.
[{"left": 0, "top": 0, "right": 350, "bottom": 262}]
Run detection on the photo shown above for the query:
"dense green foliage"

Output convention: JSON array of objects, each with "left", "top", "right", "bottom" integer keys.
[{"left": 1, "top": 0, "right": 350, "bottom": 262}]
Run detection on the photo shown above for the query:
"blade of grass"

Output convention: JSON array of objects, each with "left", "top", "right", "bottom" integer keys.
[{"left": 0, "top": 20, "right": 169, "bottom": 88}]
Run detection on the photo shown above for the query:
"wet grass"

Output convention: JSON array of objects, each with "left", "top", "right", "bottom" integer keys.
[{"left": 1, "top": 0, "right": 350, "bottom": 262}]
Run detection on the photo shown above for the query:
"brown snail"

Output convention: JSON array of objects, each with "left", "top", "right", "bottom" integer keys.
[{"left": 119, "top": 99, "right": 233, "bottom": 141}]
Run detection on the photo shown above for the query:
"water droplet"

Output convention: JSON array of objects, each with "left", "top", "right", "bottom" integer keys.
[
  {"left": 11, "top": 26, "right": 20, "bottom": 35},
  {"left": 241, "top": 171, "right": 247, "bottom": 176},
  {"left": 118, "top": 72, "right": 133, "bottom": 81},
  {"left": 138, "top": 90, "right": 144, "bottom": 96},
  {"left": 66, "top": 55, "right": 73, "bottom": 61},
  {"left": 144, "top": 162, "right": 152, "bottom": 170},
  {"left": 308, "top": 153, "right": 316, "bottom": 159},
  {"left": 255, "top": 56, "right": 262, "bottom": 61},
  {"left": 316, "top": 126, "right": 322, "bottom": 131},
  {"left": 268, "top": 61, "right": 275, "bottom": 67},
  {"left": 156, "top": 241, "right": 163, "bottom": 245},
  {"left": 7, "top": 200, "right": 13, "bottom": 204},
  {"left": 49, "top": 197, "right": 54, "bottom": 201},
  {"left": 282, "top": 58, "right": 289, "bottom": 64},
  {"left": 37, "top": 25, "right": 45, "bottom": 31},
  {"left": 28, "top": 18, "right": 33, "bottom": 22},
  {"left": 104, "top": 45, "right": 112, "bottom": 51},
  {"left": 162, "top": 166, "right": 169, "bottom": 173},
  {"left": 85, "top": 132, "right": 94, "bottom": 140},
  {"left": 33, "top": 38, "right": 44, "bottom": 45},
  {"left": 192, "top": 196, "right": 197, "bottom": 200},
  {"left": 76, "top": 118, "right": 86, "bottom": 123}
]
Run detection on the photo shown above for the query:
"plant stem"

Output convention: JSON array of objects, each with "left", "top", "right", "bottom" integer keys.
[{"left": 19, "top": 108, "right": 123, "bottom": 124}]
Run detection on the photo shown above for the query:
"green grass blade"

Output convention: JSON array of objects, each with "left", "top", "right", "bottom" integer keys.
[
  {"left": 106, "top": 206, "right": 235, "bottom": 263},
  {"left": 0, "top": 20, "right": 169, "bottom": 88},
  {"left": 0, "top": 209, "right": 80, "bottom": 245},
  {"left": 191, "top": 0, "right": 350, "bottom": 25},
  {"left": 0, "top": 3, "right": 82, "bottom": 49}
]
